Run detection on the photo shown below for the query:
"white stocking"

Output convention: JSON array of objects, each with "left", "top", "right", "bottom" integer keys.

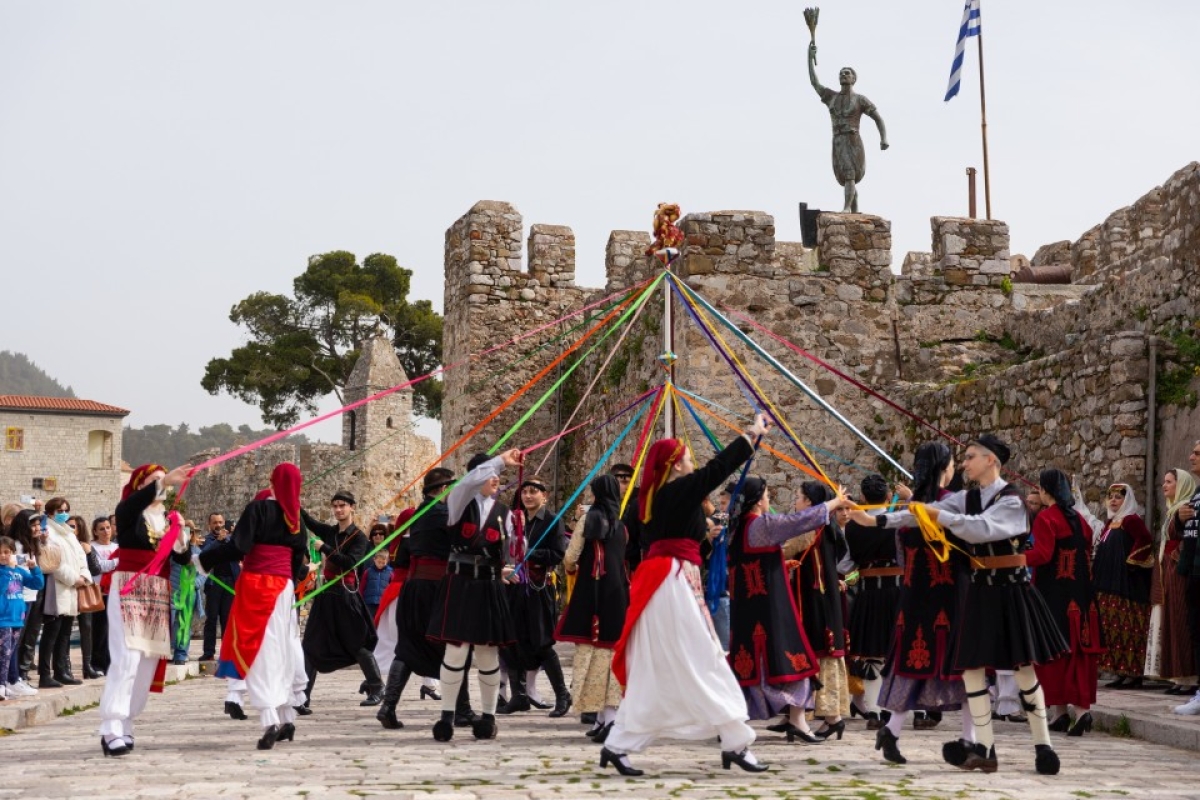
[
  {"left": 439, "top": 643, "right": 470, "bottom": 714},
  {"left": 962, "top": 669, "right": 994, "bottom": 749},
  {"left": 1014, "top": 664, "right": 1051, "bottom": 746},
  {"left": 475, "top": 645, "right": 502, "bottom": 714}
]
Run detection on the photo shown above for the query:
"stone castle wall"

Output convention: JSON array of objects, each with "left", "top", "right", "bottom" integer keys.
[{"left": 442, "top": 164, "right": 1200, "bottom": 518}]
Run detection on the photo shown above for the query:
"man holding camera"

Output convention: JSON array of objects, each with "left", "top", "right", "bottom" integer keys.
[{"left": 199, "top": 513, "right": 239, "bottom": 661}]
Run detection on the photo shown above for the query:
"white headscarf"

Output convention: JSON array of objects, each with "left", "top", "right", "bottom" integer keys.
[
  {"left": 1162, "top": 469, "right": 1198, "bottom": 546},
  {"left": 1105, "top": 483, "right": 1141, "bottom": 521}
]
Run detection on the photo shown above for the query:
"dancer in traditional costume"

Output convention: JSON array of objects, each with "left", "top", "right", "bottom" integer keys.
[
  {"left": 199, "top": 464, "right": 309, "bottom": 749},
  {"left": 1076, "top": 483, "right": 1153, "bottom": 689},
  {"left": 426, "top": 451, "right": 521, "bottom": 741},
  {"left": 873, "top": 443, "right": 971, "bottom": 765},
  {"left": 599, "top": 415, "right": 771, "bottom": 777},
  {"left": 557, "top": 474, "right": 629, "bottom": 741},
  {"left": 300, "top": 490, "right": 383, "bottom": 708},
  {"left": 843, "top": 473, "right": 901, "bottom": 730},
  {"left": 862, "top": 435, "right": 1067, "bottom": 775},
  {"left": 377, "top": 469, "right": 477, "bottom": 730},
  {"left": 727, "top": 476, "right": 853, "bottom": 744},
  {"left": 498, "top": 475, "right": 571, "bottom": 717},
  {"left": 96, "top": 463, "right": 193, "bottom": 757},
  {"left": 790, "top": 481, "right": 851, "bottom": 741},
  {"left": 1026, "top": 469, "right": 1103, "bottom": 738}
]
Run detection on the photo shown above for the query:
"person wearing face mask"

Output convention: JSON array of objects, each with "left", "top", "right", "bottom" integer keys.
[
  {"left": 96, "top": 462, "right": 194, "bottom": 757},
  {"left": 426, "top": 450, "right": 523, "bottom": 742},
  {"left": 90, "top": 516, "right": 119, "bottom": 675},
  {"left": 38, "top": 497, "right": 93, "bottom": 688}
]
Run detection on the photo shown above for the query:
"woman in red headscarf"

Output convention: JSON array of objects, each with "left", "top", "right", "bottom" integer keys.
[
  {"left": 599, "top": 413, "right": 770, "bottom": 777},
  {"left": 96, "top": 462, "right": 193, "bottom": 757},
  {"left": 198, "top": 463, "right": 309, "bottom": 750}
]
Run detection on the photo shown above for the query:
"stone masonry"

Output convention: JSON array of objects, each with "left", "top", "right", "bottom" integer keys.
[{"left": 443, "top": 164, "right": 1200, "bottom": 520}]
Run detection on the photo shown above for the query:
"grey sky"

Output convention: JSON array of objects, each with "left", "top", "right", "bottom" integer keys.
[{"left": 2, "top": 1, "right": 1195, "bottom": 448}]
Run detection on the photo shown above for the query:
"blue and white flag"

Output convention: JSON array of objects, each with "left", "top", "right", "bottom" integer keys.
[{"left": 944, "top": 0, "right": 981, "bottom": 101}]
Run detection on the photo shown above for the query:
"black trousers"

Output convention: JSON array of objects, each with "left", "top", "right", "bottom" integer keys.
[
  {"left": 17, "top": 589, "right": 45, "bottom": 676},
  {"left": 202, "top": 583, "right": 234, "bottom": 657},
  {"left": 1187, "top": 577, "right": 1200, "bottom": 669},
  {"left": 92, "top": 594, "right": 111, "bottom": 671}
]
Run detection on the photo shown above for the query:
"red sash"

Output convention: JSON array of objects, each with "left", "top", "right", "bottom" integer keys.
[
  {"left": 611, "top": 539, "right": 702, "bottom": 687},
  {"left": 216, "top": 571, "right": 289, "bottom": 679}
]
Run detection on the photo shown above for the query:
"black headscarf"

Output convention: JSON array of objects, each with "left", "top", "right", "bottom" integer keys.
[
  {"left": 726, "top": 476, "right": 766, "bottom": 543},
  {"left": 1039, "top": 468, "right": 1084, "bottom": 543},
  {"left": 584, "top": 474, "right": 622, "bottom": 541}
]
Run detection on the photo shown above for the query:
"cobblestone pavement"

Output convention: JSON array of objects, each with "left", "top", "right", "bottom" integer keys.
[{"left": 5, "top": 662, "right": 1200, "bottom": 800}]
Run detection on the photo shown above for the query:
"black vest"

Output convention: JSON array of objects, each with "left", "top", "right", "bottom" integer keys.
[
  {"left": 727, "top": 514, "right": 820, "bottom": 686},
  {"left": 450, "top": 498, "right": 510, "bottom": 568},
  {"left": 965, "top": 483, "right": 1027, "bottom": 585},
  {"left": 405, "top": 498, "right": 452, "bottom": 561}
]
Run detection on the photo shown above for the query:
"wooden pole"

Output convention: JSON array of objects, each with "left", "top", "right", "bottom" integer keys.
[
  {"left": 977, "top": 32, "right": 992, "bottom": 220},
  {"left": 663, "top": 265, "right": 674, "bottom": 439}
]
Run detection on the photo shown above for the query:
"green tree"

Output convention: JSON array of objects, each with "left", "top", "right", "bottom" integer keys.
[{"left": 201, "top": 251, "right": 442, "bottom": 427}]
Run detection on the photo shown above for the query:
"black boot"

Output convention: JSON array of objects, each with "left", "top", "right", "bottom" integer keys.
[
  {"left": 303, "top": 658, "right": 316, "bottom": 709},
  {"left": 19, "top": 588, "right": 45, "bottom": 680},
  {"left": 79, "top": 612, "right": 103, "bottom": 678},
  {"left": 53, "top": 617, "right": 83, "bottom": 685},
  {"left": 543, "top": 652, "right": 572, "bottom": 718},
  {"left": 38, "top": 615, "right": 63, "bottom": 688},
  {"left": 496, "top": 668, "right": 529, "bottom": 714},
  {"left": 356, "top": 648, "right": 383, "bottom": 706},
  {"left": 377, "top": 661, "right": 411, "bottom": 729}
]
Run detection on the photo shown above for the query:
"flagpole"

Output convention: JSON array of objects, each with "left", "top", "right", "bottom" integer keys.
[{"left": 977, "top": 27, "right": 992, "bottom": 220}]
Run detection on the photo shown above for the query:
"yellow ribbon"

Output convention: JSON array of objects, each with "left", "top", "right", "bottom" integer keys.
[{"left": 908, "top": 502, "right": 981, "bottom": 567}]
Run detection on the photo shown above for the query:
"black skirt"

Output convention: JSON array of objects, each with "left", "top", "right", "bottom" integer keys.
[
  {"left": 953, "top": 580, "right": 1068, "bottom": 671},
  {"left": 303, "top": 583, "right": 378, "bottom": 673},
  {"left": 393, "top": 577, "right": 446, "bottom": 678},
  {"left": 849, "top": 576, "right": 901, "bottom": 664},
  {"left": 426, "top": 573, "right": 515, "bottom": 647},
  {"left": 502, "top": 582, "right": 558, "bottom": 669}
]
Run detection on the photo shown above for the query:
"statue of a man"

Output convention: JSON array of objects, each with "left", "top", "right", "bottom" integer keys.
[{"left": 808, "top": 41, "right": 888, "bottom": 213}]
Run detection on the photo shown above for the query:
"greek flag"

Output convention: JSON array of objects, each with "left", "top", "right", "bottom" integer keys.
[{"left": 944, "top": 0, "right": 981, "bottom": 101}]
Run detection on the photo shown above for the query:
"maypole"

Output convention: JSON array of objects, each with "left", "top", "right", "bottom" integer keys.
[{"left": 645, "top": 203, "right": 685, "bottom": 439}]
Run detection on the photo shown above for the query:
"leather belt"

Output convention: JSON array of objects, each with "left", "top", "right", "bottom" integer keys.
[
  {"left": 973, "top": 554, "right": 1027, "bottom": 571},
  {"left": 860, "top": 566, "right": 903, "bottom": 578},
  {"left": 448, "top": 552, "right": 502, "bottom": 580}
]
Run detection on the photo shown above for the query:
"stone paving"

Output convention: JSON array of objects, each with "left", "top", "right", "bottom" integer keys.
[{"left": 5, "top": 650, "right": 1200, "bottom": 800}]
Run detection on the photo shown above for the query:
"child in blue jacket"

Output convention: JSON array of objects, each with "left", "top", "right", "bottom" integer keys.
[{"left": 1, "top": 535, "right": 44, "bottom": 698}]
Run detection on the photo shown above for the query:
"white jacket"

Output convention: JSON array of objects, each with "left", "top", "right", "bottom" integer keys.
[{"left": 44, "top": 519, "right": 92, "bottom": 617}]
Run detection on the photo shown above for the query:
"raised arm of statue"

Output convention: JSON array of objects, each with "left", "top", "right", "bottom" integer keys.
[
  {"left": 808, "top": 42, "right": 825, "bottom": 96},
  {"left": 868, "top": 107, "right": 889, "bottom": 150}
]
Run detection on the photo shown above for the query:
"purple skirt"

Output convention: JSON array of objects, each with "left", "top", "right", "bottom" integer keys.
[{"left": 877, "top": 672, "right": 965, "bottom": 713}]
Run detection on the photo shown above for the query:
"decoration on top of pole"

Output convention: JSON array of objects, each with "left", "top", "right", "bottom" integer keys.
[
  {"left": 803, "top": 7, "right": 819, "bottom": 64},
  {"left": 805, "top": 9, "right": 888, "bottom": 214},
  {"left": 645, "top": 203, "right": 684, "bottom": 267}
]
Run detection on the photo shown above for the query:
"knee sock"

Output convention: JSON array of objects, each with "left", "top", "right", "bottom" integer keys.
[
  {"left": 439, "top": 644, "right": 470, "bottom": 715},
  {"left": 884, "top": 709, "right": 907, "bottom": 738},
  {"left": 963, "top": 669, "right": 994, "bottom": 749},
  {"left": 1015, "top": 664, "right": 1051, "bottom": 746},
  {"left": 961, "top": 704, "right": 976, "bottom": 742},
  {"left": 863, "top": 669, "right": 884, "bottom": 714},
  {"left": 475, "top": 646, "right": 502, "bottom": 715}
]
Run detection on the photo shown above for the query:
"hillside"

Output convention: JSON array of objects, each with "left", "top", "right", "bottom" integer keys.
[{"left": 0, "top": 351, "right": 75, "bottom": 397}]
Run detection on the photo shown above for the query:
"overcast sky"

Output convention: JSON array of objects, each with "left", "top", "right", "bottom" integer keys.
[{"left": 2, "top": 1, "right": 1195, "bottom": 447}]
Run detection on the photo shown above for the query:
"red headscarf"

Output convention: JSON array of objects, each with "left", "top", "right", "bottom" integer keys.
[
  {"left": 638, "top": 438, "right": 686, "bottom": 524},
  {"left": 270, "top": 463, "right": 302, "bottom": 534},
  {"left": 122, "top": 463, "right": 166, "bottom": 501}
]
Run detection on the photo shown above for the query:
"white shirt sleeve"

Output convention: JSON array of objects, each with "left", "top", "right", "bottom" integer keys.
[
  {"left": 937, "top": 494, "right": 1029, "bottom": 544},
  {"left": 880, "top": 490, "right": 967, "bottom": 530},
  {"left": 446, "top": 456, "right": 505, "bottom": 525}
]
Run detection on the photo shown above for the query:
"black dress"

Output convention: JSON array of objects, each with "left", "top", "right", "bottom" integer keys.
[
  {"left": 792, "top": 524, "right": 847, "bottom": 659},
  {"left": 503, "top": 506, "right": 566, "bottom": 669},
  {"left": 845, "top": 517, "right": 901, "bottom": 674},
  {"left": 952, "top": 485, "right": 1068, "bottom": 671},
  {"left": 557, "top": 520, "right": 629, "bottom": 648},
  {"left": 392, "top": 496, "right": 452, "bottom": 678},
  {"left": 426, "top": 498, "right": 516, "bottom": 646},
  {"left": 301, "top": 512, "right": 378, "bottom": 672}
]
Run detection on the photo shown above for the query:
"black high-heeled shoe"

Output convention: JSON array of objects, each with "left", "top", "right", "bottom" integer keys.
[
  {"left": 99, "top": 737, "right": 129, "bottom": 757},
  {"left": 814, "top": 719, "right": 846, "bottom": 741},
  {"left": 530, "top": 697, "right": 552, "bottom": 710},
  {"left": 1066, "top": 711, "right": 1093, "bottom": 737},
  {"left": 277, "top": 723, "right": 296, "bottom": 742},
  {"left": 225, "top": 701, "right": 248, "bottom": 720},
  {"left": 599, "top": 747, "right": 644, "bottom": 776},
  {"left": 1048, "top": 713, "right": 1071, "bottom": 732},
  {"left": 1104, "top": 676, "right": 1130, "bottom": 689},
  {"left": 257, "top": 725, "right": 280, "bottom": 750},
  {"left": 722, "top": 749, "right": 769, "bottom": 772},
  {"left": 293, "top": 704, "right": 313, "bottom": 716},
  {"left": 875, "top": 727, "right": 907, "bottom": 764},
  {"left": 849, "top": 700, "right": 865, "bottom": 719},
  {"left": 765, "top": 716, "right": 792, "bottom": 733},
  {"left": 591, "top": 722, "right": 614, "bottom": 744},
  {"left": 784, "top": 724, "right": 823, "bottom": 744},
  {"left": 419, "top": 685, "right": 442, "bottom": 701}
]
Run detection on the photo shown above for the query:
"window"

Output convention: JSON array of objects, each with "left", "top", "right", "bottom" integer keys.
[
  {"left": 43, "top": 477, "right": 57, "bottom": 492},
  {"left": 386, "top": 416, "right": 393, "bottom": 429},
  {"left": 5, "top": 427, "right": 23, "bottom": 451},
  {"left": 88, "top": 430, "right": 114, "bottom": 469},
  {"left": 348, "top": 410, "right": 357, "bottom": 451},
  {"left": 32, "top": 478, "right": 44, "bottom": 490}
]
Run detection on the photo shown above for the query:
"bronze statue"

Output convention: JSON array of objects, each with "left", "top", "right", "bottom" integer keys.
[{"left": 807, "top": 40, "right": 888, "bottom": 213}]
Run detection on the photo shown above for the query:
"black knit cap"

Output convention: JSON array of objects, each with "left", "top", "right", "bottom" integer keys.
[
  {"left": 971, "top": 434, "right": 1011, "bottom": 466},
  {"left": 467, "top": 453, "right": 491, "bottom": 472}
]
